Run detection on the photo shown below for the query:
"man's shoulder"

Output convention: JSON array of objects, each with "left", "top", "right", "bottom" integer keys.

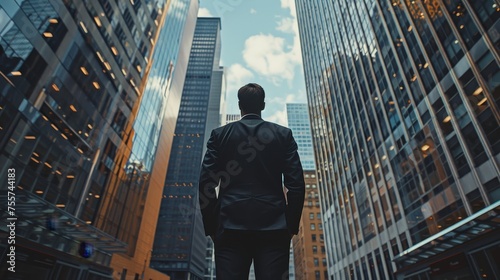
[
  {"left": 262, "top": 120, "right": 291, "bottom": 133},
  {"left": 212, "top": 121, "right": 237, "bottom": 134},
  {"left": 212, "top": 119, "right": 291, "bottom": 133}
]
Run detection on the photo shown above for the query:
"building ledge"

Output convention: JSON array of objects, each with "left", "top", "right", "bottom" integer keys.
[
  {"left": 394, "top": 200, "right": 500, "bottom": 266},
  {"left": 0, "top": 189, "right": 127, "bottom": 254}
]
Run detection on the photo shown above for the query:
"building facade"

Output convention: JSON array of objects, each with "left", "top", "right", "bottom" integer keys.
[
  {"left": 287, "top": 103, "right": 326, "bottom": 280},
  {"left": 292, "top": 171, "right": 327, "bottom": 280},
  {"left": 0, "top": 0, "right": 186, "bottom": 279},
  {"left": 295, "top": 0, "right": 500, "bottom": 279},
  {"left": 289, "top": 245, "right": 296, "bottom": 280},
  {"left": 107, "top": 0, "right": 199, "bottom": 279},
  {"left": 287, "top": 103, "right": 317, "bottom": 171},
  {"left": 225, "top": 113, "right": 241, "bottom": 124},
  {"left": 204, "top": 237, "right": 216, "bottom": 280},
  {"left": 151, "top": 17, "right": 224, "bottom": 280}
]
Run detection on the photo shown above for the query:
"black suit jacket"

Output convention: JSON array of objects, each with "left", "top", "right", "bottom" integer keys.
[{"left": 199, "top": 114, "right": 305, "bottom": 237}]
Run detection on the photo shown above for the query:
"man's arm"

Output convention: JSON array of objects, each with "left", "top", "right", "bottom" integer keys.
[
  {"left": 199, "top": 130, "right": 220, "bottom": 237},
  {"left": 283, "top": 129, "right": 305, "bottom": 235}
]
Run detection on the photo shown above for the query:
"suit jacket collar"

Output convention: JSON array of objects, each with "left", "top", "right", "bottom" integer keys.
[{"left": 241, "top": 113, "right": 262, "bottom": 120}]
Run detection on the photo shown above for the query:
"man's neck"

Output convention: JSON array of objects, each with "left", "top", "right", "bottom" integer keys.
[{"left": 241, "top": 112, "right": 261, "bottom": 118}]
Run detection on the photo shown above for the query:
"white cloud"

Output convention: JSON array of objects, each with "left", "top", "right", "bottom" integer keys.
[
  {"left": 276, "top": 17, "right": 295, "bottom": 34},
  {"left": 225, "top": 63, "right": 254, "bottom": 93},
  {"left": 280, "top": 0, "right": 297, "bottom": 17},
  {"left": 265, "top": 93, "right": 297, "bottom": 125},
  {"left": 241, "top": 0, "right": 303, "bottom": 86},
  {"left": 198, "top": 7, "right": 214, "bottom": 17},
  {"left": 268, "top": 93, "right": 297, "bottom": 105},
  {"left": 266, "top": 108, "right": 288, "bottom": 126},
  {"left": 242, "top": 34, "right": 301, "bottom": 85},
  {"left": 250, "top": 8, "right": 257, "bottom": 14}
]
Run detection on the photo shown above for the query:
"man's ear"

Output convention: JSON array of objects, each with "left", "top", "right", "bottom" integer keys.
[
  {"left": 238, "top": 101, "right": 241, "bottom": 110},
  {"left": 261, "top": 102, "right": 265, "bottom": 110}
]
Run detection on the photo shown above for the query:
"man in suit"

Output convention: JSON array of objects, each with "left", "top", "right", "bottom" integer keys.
[{"left": 199, "top": 83, "right": 305, "bottom": 279}]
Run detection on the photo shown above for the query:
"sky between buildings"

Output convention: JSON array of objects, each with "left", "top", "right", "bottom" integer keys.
[{"left": 197, "top": 0, "right": 307, "bottom": 126}]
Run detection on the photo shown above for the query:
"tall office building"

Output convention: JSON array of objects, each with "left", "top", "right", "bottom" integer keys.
[
  {"left": 203, "top": 237, "right": 216, "bottom": 280},
  {"left": 151, "top": 17, "right": 224, "bottom": 280},
  {"left": 287, "top": 104, "right": 326, "bottom": 279},
  {"left": 292, "top": 171, "right": 327, "bottom": 280},
  {"left": 295, "top": 0, "right": 500, "bottom": 279},
  {"left": 289, "top": 246, "right": 296, "bottom": 280},
  {"left": 225, "top": 113, "right": 241, "bottom": 124},
  {"left": 0, "top": 0, "right": 184, "bottom": 279},
  {"left": 106, "top": 0, "right": 199, "bottom": 279},
  {"left": 287, "top": 103, "right": 316, "bottom": 171}
]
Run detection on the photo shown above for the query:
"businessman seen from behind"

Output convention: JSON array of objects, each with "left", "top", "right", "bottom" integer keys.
[{"left": 199, "top": 83, "right": 305, "bottom": 280}]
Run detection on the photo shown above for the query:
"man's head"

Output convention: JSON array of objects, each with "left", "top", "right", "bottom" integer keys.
[{"left": 238, "top": 83, "right": 265, "bottom": 115}]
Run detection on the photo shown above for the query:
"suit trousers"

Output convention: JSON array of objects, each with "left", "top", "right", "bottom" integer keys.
[{"left": 214, "top": 229, "right": 291, "bottom": 280}]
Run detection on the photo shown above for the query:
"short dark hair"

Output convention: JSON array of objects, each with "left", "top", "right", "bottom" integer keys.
[{"left": 238, "top": 83, "right": 265, "bottom": 113}]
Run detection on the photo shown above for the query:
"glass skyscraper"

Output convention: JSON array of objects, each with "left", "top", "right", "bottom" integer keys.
[
  {"left": 0, "top": 0, "right": 197, "bottom": 279},
  {"left": 295, "top": 0, "right": 500, "bottom": 279},
  {"left": 287, "top": 103, "right": 326, "bottom": 279},
  {"left": 287, "top": 103, "right": 317, "bottom": 171},
  {"left": 106, "top": 0, "right": 199, "bottom": 279},
  {"left": 151, "top": 17, "right": 224, "bottom": 280}
]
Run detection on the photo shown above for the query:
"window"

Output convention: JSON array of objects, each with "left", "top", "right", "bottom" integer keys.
[
  {"left": 390, "top": 238, "right": 400, "bottom": 257},
  {"left": 111, "top": 110, "right": 128, "bottom": 137},
  {"left": 466, "top": 189, "right": 485, "bottom": 213},
  {"left": 400, "top": 233, "right": 409, "bottom": 251},
  {"left": 313, "top": 245, "right": 318, "bottom": 254},
  {"left": 477, "top": 108, "right": 500, "bottom": 154},
  {"left": 446, "top": 135, "right": 470, "bottom": 177},
  {"left": 484, "top": 178, "right": 500, "bottom": 202},
  {"left": 311, "top": 223, "right": 316, "bottom": 230},
  {"left": 461, "top": 123, "right": 487, "bottom": 166},
  {"left": 312, "top": 234, "right": 317, "bottom": 242},
  {"left": 314, "top": 258, "right": 319, "bottom": 267},
  {"left": 310, "top": 213, "right": 314, "bottom": 220}
]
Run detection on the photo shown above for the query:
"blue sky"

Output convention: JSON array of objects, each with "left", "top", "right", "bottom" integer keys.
[{"left": 198, "top": 0, "right": 307, "bottom": 126}]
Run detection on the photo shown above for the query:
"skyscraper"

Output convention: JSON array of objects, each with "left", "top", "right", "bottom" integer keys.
[
  {"left": 106, "top": 0, "right": 199, "bottom": 279},
  {"left": 287, "top": 103, "right": 326, "bottom": 279},
  {"left": 0, "top": 0, "right": 180, "bottom": 279},
  {"left": 292, "top": 171, "right": 326, "bottom": 280},
  {"left": 225, "top": 113, "right": 241, "bottom": 124},
  {"left": 151, "top": 17, "right": 224, "bottom": 280},
  {"left": 295, "top": 0, "right": 500, "bottom": 279},
  {"left": 287, "top": 103, "right": 316, "bottom": 171}
]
